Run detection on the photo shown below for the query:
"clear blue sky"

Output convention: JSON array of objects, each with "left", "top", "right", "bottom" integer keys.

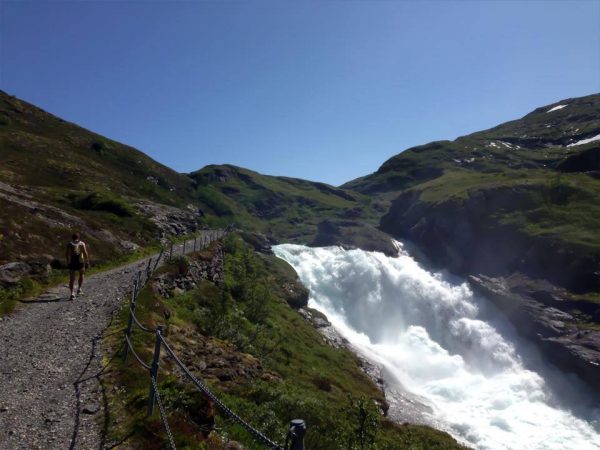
[{"left": 1, "top": 1, "right": 599, "bottom": 186}]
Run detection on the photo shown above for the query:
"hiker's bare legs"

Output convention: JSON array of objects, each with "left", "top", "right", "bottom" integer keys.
[
  {"left": 77, "top": 269, "right": 85, "bottom": 293},
  {"left": 69, "top": 271, "right": 76, "bottom": 297}
]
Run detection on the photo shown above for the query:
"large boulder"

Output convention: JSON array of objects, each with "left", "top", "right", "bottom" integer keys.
[
  {"left": 0, "top": 262, "right": 31, "bottom": 286},
  {"left": 281, "top": 280, "right": 309, "bottom": 309}
]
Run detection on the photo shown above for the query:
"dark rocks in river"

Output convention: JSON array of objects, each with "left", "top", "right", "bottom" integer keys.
[{"left": 469, "top": 274, "right": 600, "bottom": 395}]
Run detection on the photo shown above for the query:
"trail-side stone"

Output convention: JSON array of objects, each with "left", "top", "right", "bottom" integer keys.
[{"left": 0, "top": 261, "right": 31, "bottom": 285}]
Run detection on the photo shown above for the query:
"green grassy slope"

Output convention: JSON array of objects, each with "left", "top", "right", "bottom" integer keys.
[{"left": 0, "top": 90, "right": 195, "bottom": 204}]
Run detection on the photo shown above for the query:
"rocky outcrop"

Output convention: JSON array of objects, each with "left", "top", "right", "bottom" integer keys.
[
  {"left": 238, "top": 231, "right": 274, "bottom": 254},
  {"left": 280, "top": 280, "right": 309, "bottom": 309},
  {"left": 135, "top": 200, "right": 205, "bottom": 237},
  {"left": 312, "top": 219, "right": 398, "bottom": 257},
  {"left": 0, "top": 257, "right": 53, "bottom": 287},
  {"left": 469, "top": 274, "right": 600, "bottom": 395},
  {"left": 0, "top": 262, "right": 32, "bottom": 286},
  {"left": 556, "top": 146, "right": 600, "bottom": 173},
  {"left": 380, "top": 187, "right": 600, "bottom": 293},
  {"left": 154, "top": 244, "right": 224, "bottom": 298}
]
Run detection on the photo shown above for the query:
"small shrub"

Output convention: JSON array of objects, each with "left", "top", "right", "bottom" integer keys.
[
  {"left": 170, "top": 255, "right": 190, "bottom": 275},
  {"left": 74, "top": 192, "right": 134, "bottom": 217},
  {"left": 341, "top": 395, "right": 380, "bottom": 450},
  {"left": 313, "top": 375, "right": 333, "bottom": 392},
  {"left": 90, "top": 140, "right": 105, "bottom": 151}
]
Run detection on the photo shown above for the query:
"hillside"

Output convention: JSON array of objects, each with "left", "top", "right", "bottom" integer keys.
[
  {"left": 342, "top": 94, "right": 600, "bottom": 292},
  {"left": 99, "top": 234, "right": 466, "bottom": 449},
  {"left": 189, "top": 164, "right": 395, "bottom": 254},
  {"left": 0, "top": 90, "right": 203, "bottom": 269}
]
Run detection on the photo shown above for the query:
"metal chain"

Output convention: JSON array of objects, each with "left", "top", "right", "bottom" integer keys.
[
  {"left": 129, "top": 306, "right": 157, "bottom": 333},
  {"left": 122, "top": 230, "right": 236, "bottom": 450},
  {"left": 159, "top": 335, "right": 283, "bottom": 450},
  {"left": 124, "top": 335, "right": 152, "bottom": 370},
  {"left": 150, "top": 375, "right": 177, "bottom": 450}
]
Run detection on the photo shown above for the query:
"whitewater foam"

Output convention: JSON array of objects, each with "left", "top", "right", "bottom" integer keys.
[{"left": 273, "top": 243, "right": 600, "bottom": 450}]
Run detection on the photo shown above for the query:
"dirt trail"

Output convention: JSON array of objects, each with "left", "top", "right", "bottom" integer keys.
[{"left": 0, "top": 234, "right": 216, "bottom": 449}]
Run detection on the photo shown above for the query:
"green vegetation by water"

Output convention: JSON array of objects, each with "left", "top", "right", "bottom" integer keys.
[{"left": 101, "top": 235, "right": 466, "bottom": 449}]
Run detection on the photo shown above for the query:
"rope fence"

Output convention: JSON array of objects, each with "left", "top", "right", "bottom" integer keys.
[{"left": 121, "top": 228, "right": 307, "bottom": 450}]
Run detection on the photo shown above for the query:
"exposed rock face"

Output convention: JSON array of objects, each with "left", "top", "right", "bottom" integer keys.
[
  {"left": 135, "top": 200, "right": 204, "bottom": 237},
  {"left": 469, "top": 274, "right": 600, "bottom": 395},
  {"left": 556, "top": 146, "right": 600, "bottom": 172},
  {"left": 380, "top": 188, "right": 600, "bottom": 293},
  {"left": 312, "top": 219, "right": 398, "bottom": 257}
]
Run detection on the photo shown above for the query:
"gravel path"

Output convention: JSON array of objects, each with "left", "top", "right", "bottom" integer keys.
[{"left": 0, "top": 233, "right": 220, "bottom": 449}]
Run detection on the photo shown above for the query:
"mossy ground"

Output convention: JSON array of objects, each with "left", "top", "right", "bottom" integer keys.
[{"left": 100, "top": 234, "right": 467, "bottom": 449}]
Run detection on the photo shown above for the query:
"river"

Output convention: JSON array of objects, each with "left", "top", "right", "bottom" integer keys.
[{"left": 273, "top": 243, "right": 600, "bottom": 450}]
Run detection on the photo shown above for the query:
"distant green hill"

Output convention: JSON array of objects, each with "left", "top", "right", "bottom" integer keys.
[
  {"left": 189, "top": 164, "right": 395, "bottom": 254},
  {"left": 0, "top": 91, "right": 392, "bottom": 294}
]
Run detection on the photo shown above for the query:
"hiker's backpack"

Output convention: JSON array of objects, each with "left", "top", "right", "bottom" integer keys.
[{"left": 69, "top": 241, "right": 85, "bottom": 263}]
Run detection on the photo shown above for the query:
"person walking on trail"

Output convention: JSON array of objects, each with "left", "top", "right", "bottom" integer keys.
[{"left": 65, "top": 232, "right": 90, "bottom": 300}]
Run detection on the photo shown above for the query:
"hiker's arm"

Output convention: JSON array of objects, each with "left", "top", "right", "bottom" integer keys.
[
  {"left": 65, "top": 246, "right": 70, "bottom": 266},
  {"left": 84, "top": 244, "right": 91, "bottom": 266}
]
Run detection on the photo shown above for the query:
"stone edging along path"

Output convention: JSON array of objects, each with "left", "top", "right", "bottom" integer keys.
[{"left": 0, "top": 235, "right": 212, "bottom": 450}]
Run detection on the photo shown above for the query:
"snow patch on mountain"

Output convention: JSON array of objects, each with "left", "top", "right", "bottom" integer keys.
[
  {"left": 567, "top": 133, "right": 600, "bottom": 147},
  {"left": 547, "top": 104, "right": 567, "bottom": 113}
]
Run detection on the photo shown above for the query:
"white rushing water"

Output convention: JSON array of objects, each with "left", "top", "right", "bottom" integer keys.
[{"left": 273, "top": 243, "right": 600, "bottom": 450}]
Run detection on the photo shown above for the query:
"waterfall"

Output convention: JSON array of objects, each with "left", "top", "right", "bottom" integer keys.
[{"left": 273, "top": 243, "right": 600, "bottom": 450}]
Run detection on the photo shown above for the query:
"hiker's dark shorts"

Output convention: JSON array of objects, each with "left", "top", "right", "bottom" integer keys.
[{"left": 69, "top": 261, "right": 85, "bottom": 271}]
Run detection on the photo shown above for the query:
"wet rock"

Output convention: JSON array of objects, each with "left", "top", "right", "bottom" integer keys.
[
  {"left": 281, "top": 281, "right": 309, "bottom": 309},
  {"left": 469, "top": 274, "right": 600, "bottom": 395},
  {"left": 239, "top": 231, "right": 273, "bottom": 254},
  {"left": 312, "top": 219, "right": 398, "bottom": 257}
]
